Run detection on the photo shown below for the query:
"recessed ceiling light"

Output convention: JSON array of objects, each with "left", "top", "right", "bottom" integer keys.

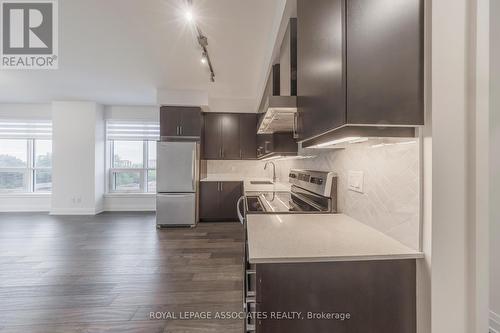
[{"left": 184, "top": 9, "right": 194, "bottom": 23}]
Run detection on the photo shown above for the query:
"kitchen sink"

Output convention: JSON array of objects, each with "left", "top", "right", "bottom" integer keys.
[{"left": 250, "top": 180, "right": 274, "bottom": 185}]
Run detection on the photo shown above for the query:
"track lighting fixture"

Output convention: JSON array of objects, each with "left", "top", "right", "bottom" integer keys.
[{"left": 184, "top": 0, "right": 215, "bottom": 82}]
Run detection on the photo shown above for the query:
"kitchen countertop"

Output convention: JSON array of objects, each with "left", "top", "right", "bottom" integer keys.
[
  {"left": 247, "top": 213, "right": 424, "bottom": 264},
  {"left": 200, "top": 175, "right": 291, "bottom": 193}
]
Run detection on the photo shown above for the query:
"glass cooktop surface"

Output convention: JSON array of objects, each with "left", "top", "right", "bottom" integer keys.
[{"left": 245, "top": 191, "right": 324, "bottom": 213}]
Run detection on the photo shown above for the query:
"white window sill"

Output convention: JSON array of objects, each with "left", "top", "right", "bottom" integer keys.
[
  {"left": 0, "top": 193, "right": 51, "bottom": 198},
  {"left": 104, "top": 193, "right": 156, "bottom": 198}
]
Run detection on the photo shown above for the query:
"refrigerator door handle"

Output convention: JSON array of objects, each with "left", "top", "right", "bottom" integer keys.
[{"left": 191, "top": 148, "right": 196, "bottom": 191}]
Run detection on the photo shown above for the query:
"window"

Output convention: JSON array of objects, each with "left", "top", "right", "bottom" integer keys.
[
  {"left": 0, "top": 139, "right": 52, "bottom": 192},
  {"left": 106, "top": 120, "right": 159, "bottom": 193},
  {"left": 34, "top": 140, "right": 52, "bottom": 192},
  {"left": 108, "top": 140, "right": 157, "bottom": 193},
  {"left": 0, "top": 120, "right": 52, "bottom": 193}
]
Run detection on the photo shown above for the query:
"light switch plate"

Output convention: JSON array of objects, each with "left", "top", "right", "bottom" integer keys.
[{"left": 348, "top": 171, "right": 364, "bottom": 193}]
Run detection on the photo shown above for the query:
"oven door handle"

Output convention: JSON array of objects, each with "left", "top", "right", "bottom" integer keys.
[{"left": 237, "top": 196, "right": 246, "bottom": 225}]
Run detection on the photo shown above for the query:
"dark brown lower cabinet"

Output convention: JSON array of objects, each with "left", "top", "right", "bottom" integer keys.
[
  {"left": 250, "top": 260, "right": 416, "bottom": 333},
  {"left": 199, "top": 181, "right": 243, "bottom": 222}
]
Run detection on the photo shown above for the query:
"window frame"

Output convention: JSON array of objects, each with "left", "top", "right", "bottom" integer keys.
[
  {"left": 0, "top": 139, "right": 52, "bottom": 193},
  {"left": 33, "top": 139, "right": 52, "bottom": 193},
  {"left": 108, "top": 140, "right": 156, "bottom": 193}
]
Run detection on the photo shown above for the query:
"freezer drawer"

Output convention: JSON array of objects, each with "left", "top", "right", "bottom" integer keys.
[
  {"left": 157, "top": 141, "right": 198, "bottom": 193},
  {"left": 156, "top": 193, "right": 196, "bottom": 226}
]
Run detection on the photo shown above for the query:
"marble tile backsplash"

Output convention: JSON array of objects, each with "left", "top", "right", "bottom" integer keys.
[
  {"left": 205, "top": 160, "right": 270, "bottom": 179},
  {"left": 274, "top": 138, "right": 420, "bottom": 250}
]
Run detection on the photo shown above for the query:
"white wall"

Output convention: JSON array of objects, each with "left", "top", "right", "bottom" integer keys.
[
  {"left": 0, "top": 103, "right": 51, "bottom": 119},
  {"left": 104, "top": 105, "right": 159, "bottom": 121},
  {"left": 417, "top": 0, "right": 433, "bottom": 329},
  {"left": 51, "top": 101, "right": 104, "bottom": 215},
  {"left": 432, "top": 0, "right": 490, "bottom": 332},
  {"left": 431, "top": 0, "right": 469, "bottom": 331},
  {"left": 491, "top": 0, "right": 500, "bottom": 330}
]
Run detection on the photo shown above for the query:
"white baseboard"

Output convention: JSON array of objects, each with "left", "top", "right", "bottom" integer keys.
[
  {"left": 103, "top": 207, "right": 155, "bottom": 212},
  {"left": 491, "top": 310, "right": 500, "bottom": 333},
  {"left": 50, "top": 208, "right": 101, "bottom": 215},
  {"left": 0, "top": 207, "right": 50, "bottom": 212},
  {"left": 3, "top": 207, "right": 152, "bottom": 214}
]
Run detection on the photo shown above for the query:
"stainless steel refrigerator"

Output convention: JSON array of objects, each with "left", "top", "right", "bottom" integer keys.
[{"left": 156, "top": 141, "right": 199, "bottom": 227}]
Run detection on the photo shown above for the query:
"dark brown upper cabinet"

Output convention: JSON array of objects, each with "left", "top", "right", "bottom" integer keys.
[
  {"left": 297, "top": 0, "right": 345, "bottom": 141},
  {"left": 346, "top": 0, "right": 424, "bottom": 125},
  {"left": 256, "top": 133, "right": 298, "bottom": 159},
  {"left": 202, "top": 113, "right": 222, "bottom": 159},
  {"left": 239, "top": 114, "right": 257, "bottom": 159},
  {"left": 202, "top": 113, "right": 258, "bottom": 160},
  {"left": 296, "top": 0, "right": 424, "bottom": 144},
  {"left": 220, "top": 114, "right": 240, "bottom": 159},
  {"left": 279, "top": 18, "right": 297, "bottom": 97},
  {"left": 160, "top": 106, "right": 201, "bottom": 139}
]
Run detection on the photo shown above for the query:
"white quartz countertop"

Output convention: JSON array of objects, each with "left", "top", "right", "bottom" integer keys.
[
  {"left": 200, "top": 175, "right": 291, "bottom": 193},
  {"left": 247, "top": 213, "right": 424, "bottom": 264}
]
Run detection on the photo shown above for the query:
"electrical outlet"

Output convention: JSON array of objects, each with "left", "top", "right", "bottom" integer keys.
[{"left": 348, "top": 171, "right": 364, "bottom": 193}]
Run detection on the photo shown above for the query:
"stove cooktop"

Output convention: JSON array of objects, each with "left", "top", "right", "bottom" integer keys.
[
  {"left": 244, "top": 170, "right": 337, "bottom": 215},
  {"left": 245, "top": 190, "right": 329, "bottom": 214}
]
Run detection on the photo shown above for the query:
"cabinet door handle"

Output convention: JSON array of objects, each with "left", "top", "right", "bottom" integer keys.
[
  {"left": 180, "top": 126, "right": 183, "bottom": 135},
  {"left": 221, "top": 182, "right": 223, "bottom": 191},
  {"left": 176, "top": 126, "right": 180, "bottom": 135},
  {"left": 293, "top": 112, "right": 298, "bottom": 139}
]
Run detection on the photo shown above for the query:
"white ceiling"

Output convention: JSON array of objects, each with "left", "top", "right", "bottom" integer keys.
[{"left": 0, "top": 0, "right": 285, "bottom": 109}]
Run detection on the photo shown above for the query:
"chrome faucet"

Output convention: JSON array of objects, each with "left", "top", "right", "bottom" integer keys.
[{"left": 264, "top": 161, "right": 277, "bottom": 183}]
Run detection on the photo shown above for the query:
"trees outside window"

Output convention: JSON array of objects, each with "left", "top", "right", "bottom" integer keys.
[
  {"left": 108, "top": 140, "right": 156, "bottom": 193},
  {"left": 0, "top": 139, "right": 52, "bottom": 192}
]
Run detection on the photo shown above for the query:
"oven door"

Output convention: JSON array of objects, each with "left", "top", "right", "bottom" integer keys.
[{"left": 245, "top": 196, "right": 265, "bottom": 213}]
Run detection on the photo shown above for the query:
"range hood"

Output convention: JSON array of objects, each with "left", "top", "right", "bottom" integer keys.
[
  {"left": 257, "top": 96, "right": 297, "bottom": 134},
  {"left": 257, "top": 18, "right": 297, "bottom": 136}
]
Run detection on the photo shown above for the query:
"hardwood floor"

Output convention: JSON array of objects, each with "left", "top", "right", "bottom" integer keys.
[{"left": 0, "top": 212, "right": 244, "bottom": 333}]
